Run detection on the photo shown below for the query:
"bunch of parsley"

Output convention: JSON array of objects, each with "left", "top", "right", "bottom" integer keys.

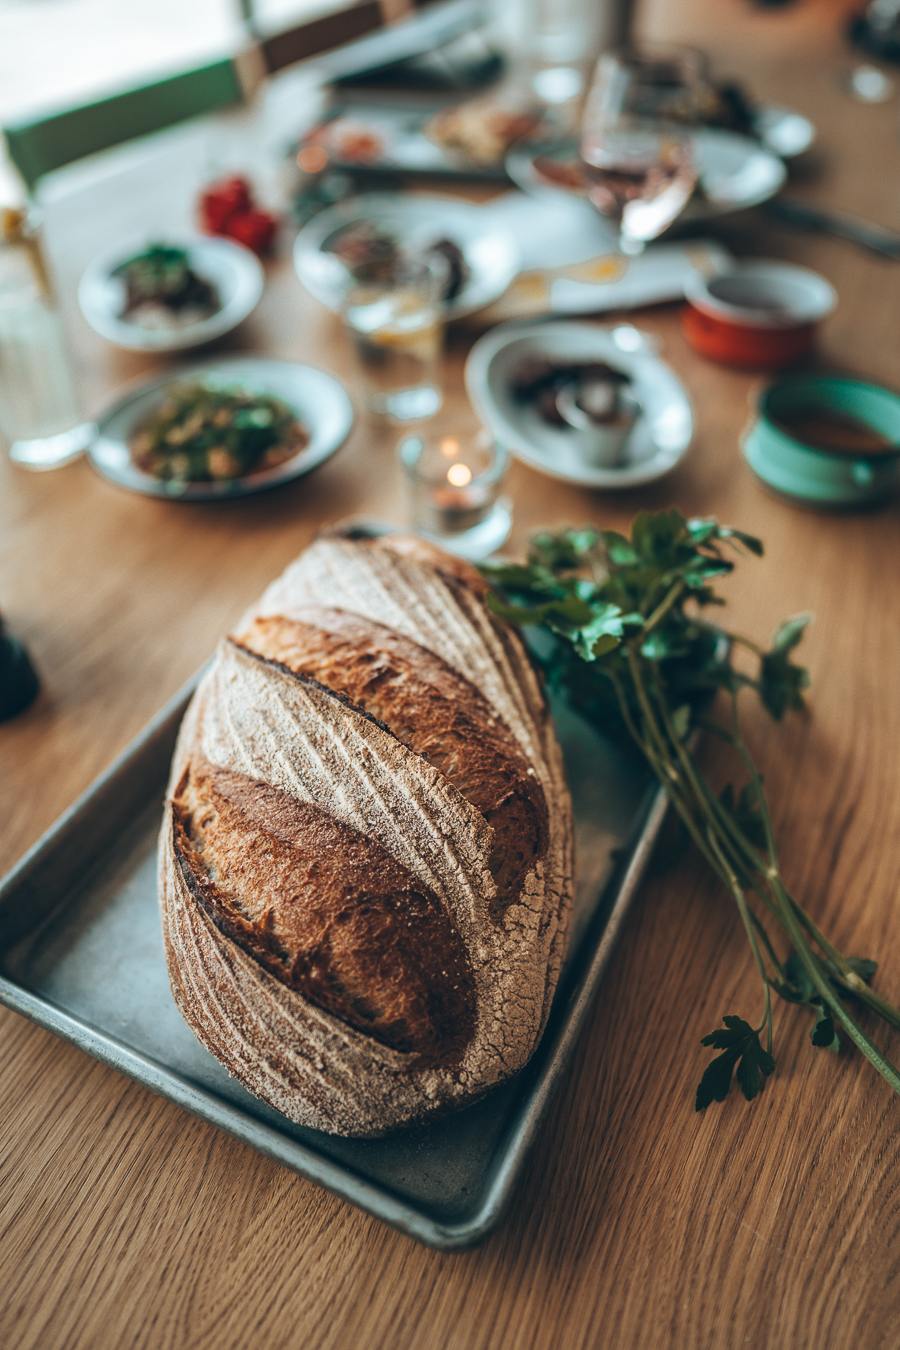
[{"left": 481, "top": 509, "right": 900, "bottom": 1109}]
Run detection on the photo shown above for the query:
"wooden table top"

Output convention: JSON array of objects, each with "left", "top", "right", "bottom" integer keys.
[{"left": 3, "top": 15, "right": 900, "bottom": 1349}]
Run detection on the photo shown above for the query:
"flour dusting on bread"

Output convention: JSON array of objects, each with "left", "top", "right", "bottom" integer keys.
[{"left": 159, "top": 532, "right": 574, "bottom": 1136}]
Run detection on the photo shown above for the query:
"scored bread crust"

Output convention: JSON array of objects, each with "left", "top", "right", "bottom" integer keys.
[{"left": 159, "top": 533, "right": 574, "bottom": 1137}]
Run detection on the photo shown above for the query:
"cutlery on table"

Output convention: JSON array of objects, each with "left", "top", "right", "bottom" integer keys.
[{"left": 764, "top": 197, "right": 900, "bottom": 260}]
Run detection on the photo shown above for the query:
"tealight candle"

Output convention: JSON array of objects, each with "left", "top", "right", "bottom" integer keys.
[{"left": 398, "top": 426, "right": 511, "bottom": 559}]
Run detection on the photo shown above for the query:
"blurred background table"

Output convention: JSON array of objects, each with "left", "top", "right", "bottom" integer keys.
[{"left": 3, "top": 4, "right": 900, "bottom": 1348}]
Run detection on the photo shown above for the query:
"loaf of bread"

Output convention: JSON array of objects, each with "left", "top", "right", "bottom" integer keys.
[{"left": 159, "top": 530, "right": 573, "bottom": 1137}]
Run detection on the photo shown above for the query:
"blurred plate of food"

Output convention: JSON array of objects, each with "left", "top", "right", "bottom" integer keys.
[
  {"left": 78, "top": 237, "right": 265, "bottom": 352},
  {"left": 506, "top": 128, "right": 787, "bottom": 224},
  {"left": 293, "top": 193, "right": 520, "bottom": 319},
  {"left": 293, "top": 96, "right": 545, "bottom": 186},
  {"left": 465, "top": 320, "right": 692, "bottom": 488},
  {"left": 88, "top": 357, "right": 353, "bottom": 499},
  {"left": 290, "top": 82, "right": 810, "bottom": 196}
]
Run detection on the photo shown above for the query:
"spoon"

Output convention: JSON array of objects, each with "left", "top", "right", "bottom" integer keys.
[{"left": 9, "top": 421, "right": 97, "bottom": 470}]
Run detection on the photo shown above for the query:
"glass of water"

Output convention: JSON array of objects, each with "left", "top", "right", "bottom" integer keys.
[{"left": 341, "top": 252, "right": 447, "bottom": 423}]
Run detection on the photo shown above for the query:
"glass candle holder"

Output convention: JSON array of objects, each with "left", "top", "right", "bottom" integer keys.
[
  {"left": 341, "top": 252, "right": 447, "bottom": 423},
  {"left": 398, "top": 425, "right": 511, "bottom": 560}
]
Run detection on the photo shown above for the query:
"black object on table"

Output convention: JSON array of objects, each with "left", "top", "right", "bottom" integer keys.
[
  {"left": 850, "top": 3, "right": 900, "bottom": 63},
  {"left": 0, "top": 616, "right": 40, "bottom": 722}
]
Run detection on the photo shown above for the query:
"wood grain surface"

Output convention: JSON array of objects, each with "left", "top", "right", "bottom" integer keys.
[{"left": 3, "top": 10, "right": 900, "bottom": 1349}]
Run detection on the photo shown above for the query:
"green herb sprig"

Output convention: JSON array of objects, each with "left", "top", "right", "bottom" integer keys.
[{"left": 481, "top": 509, "right": 900, "bottom": 1108}]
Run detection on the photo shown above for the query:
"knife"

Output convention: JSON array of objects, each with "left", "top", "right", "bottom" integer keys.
[{"left": 764, "top": 197, "right": 900, "bottom": 260}]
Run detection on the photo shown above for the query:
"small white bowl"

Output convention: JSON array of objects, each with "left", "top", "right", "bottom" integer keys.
[
  {"left": 78, "top": 235, "right": 265, "bottom": 352},
  {"left": 465, "top": 321, "right": 693, "bottom": 489}
]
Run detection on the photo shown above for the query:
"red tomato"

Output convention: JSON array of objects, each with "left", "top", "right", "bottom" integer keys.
[
  {"left": 223, "top": 207, "right": 278, "bottom": 256},
  {"left": 199, "top": 176, "right": 252, "bottom": 234}
]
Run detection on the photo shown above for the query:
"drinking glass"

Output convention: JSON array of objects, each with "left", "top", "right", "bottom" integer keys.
[
  {"left": 341, "top": 252, "right": 447, "bottom": 423},
  {"left": 579, "top": 45, "right": 704, "bottom": 256}
]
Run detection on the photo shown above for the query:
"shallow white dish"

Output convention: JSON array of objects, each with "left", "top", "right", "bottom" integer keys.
[
  {"left": 89, "top": 356, "right": 353, "bottom": 500},
  {"left": 293, "top": 193, "right": 521, "bottom": 320},
  {"left": 506, "top": 128, "right": 787, "bottom": 225},
  {"left": 464, "top": 321, "right": 693, "bottom": 489},
  {"left": 78, "top": 236, "right": 265, "bottom": 353}
]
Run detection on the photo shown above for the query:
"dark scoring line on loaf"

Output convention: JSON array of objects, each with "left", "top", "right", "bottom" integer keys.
[
  {"left": 225, "top": 636, "right": 406, "bottom": 747},
  {"left": 230, "top": 609, "right": 551, "bottom": 918}
]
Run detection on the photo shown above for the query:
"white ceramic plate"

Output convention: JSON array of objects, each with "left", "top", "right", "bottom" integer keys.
[
  {"left": 89, "top": 357, "right": 353, "bottom": 500},
  {"left": 293, "top": 194, "right": 521, "bottom": 320},
  {"left": 78, "top": 236, "right": 265, "bottom": 353},
  {"left": 465, "top": 321, "right": 693, "bottom": 489},
  {"left": 506, "top": 128, "right": 787, "bottom": 224}
]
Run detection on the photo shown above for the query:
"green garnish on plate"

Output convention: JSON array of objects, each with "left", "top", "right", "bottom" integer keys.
[{"left": 128, "top": 380, "right": 309, "bottom": 483}]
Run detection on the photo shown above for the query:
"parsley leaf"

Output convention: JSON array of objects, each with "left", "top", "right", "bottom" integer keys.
[
  {"left": 759, "top": 615, "right": 812, "bottom": 720},
  {"left": 696, "top": 1016, "right": 775, "bottom": 1109}
]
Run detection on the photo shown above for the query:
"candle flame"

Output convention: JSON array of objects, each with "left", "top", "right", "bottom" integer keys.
[
  {"left": 439, "top": 436, "right": 459, "bottom": 459},
  {"left": 447, "top": 463, "right": 472, "bottom": 487}
]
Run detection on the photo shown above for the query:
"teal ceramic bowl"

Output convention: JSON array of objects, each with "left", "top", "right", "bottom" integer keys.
[{"left": 742, "top": 375, "right": 900, "bottom": 507}]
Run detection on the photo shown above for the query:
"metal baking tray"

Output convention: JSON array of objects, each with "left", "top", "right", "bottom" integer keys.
[{"left": 0, "top": 669, "right": 664, "bottom": 1250}]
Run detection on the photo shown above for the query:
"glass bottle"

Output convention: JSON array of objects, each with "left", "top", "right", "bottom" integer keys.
[{"left": 0, "top": 208, "right": 94, "bottom": 468}]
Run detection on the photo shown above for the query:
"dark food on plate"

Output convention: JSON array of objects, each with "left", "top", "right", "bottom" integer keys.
[
  {"left": 128, "top": 381, "right": 309, "bottom": 482},
  {"left": 511, "top": 357, "right": 634, "bottom": 429},
  {"left": 159, "top": 531, "right": 574, "bottom": 1136},
  {"left": 326, "top": 221, "right": 469, "bottom": 301},
  {"left": 696, "top": 80, "right": 757, "bottom": 137},
  {"left": 115, "top": 245, "right": 220, "bottom": 330},
  {"left": 424, "top": 97, "right": 543, "bottom": 167}
]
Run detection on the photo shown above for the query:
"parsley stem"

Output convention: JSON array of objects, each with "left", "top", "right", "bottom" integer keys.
[
  {"left": 642, "top": 579, "right": 686, "bottom": 632},
  {"left": 729, "top": 696, "right": 900, "bottom": 1092},
  {"left": 706, "top": 827, "right": 773, "bottom": 1053},
  {"left": 608, "top": 665, "right": 744, "bottom": 897},
  {"left": 648, "top": 686, "right": 788, "bottom": 965},
  {"left": 731, "top": 634, "right": 764, "bottom": 659},
  {"left": 657, "top": 694, "right": 768, "bottom": 884},
  {"left": 789, "top": 908, "right": 900, "bottom": 1031},
  {"left": 628, "top": 645, "right": 900, "bottom": 1078}
]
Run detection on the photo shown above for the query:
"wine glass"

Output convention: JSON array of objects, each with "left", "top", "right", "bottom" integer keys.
[{"left": 579, "top": 45, "right": 704, "bottom": 256}]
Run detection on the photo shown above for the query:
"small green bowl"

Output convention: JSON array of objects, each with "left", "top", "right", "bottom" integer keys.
[{"left": 741, "top": 375, "right": 900, "bottom": 508}]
